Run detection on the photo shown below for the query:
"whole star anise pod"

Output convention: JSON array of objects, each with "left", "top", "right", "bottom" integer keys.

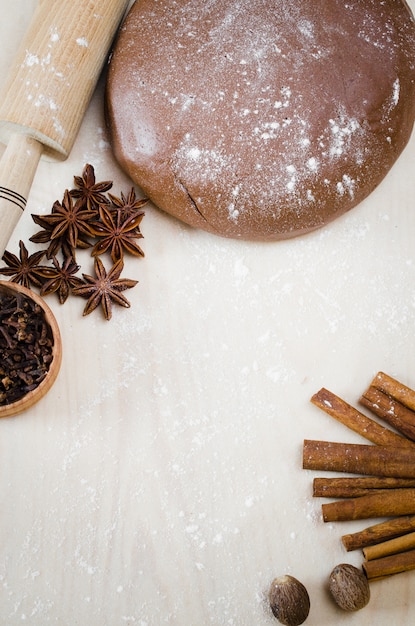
[
  {"left": 37, "top": 256, "right": 84, "bottom": 304},
  {"left": 89, "top": 205, "right": 145, "bottom": 263},
  {"left": 108, "top": 187, "right": 148, "bottom": 222},
  {"left": 70, "top": 163, "right": 113, "bottom": 212},
  {"left": 37, "top": 189, "right": 96, "bottom": 250},
  {"left": 72, "top": 256, "right": 138, "bottom": 320},
  {"left": 30, "top": 213, "right": 91, "bottom": 260},
  {"left": 0, "top": 240, "right": 47, "bottom": 289}
]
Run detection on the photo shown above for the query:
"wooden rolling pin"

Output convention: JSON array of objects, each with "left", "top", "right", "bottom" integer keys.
[{"left": 0, "top": 0, "right": 130, "bottom": 256}]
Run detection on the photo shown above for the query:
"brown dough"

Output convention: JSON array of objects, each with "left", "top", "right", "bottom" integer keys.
[{"left": 106, "top": 0, "right": 415, "bottom": 241}]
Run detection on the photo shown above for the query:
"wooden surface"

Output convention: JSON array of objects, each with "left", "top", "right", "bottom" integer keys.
[
  {"left": 0, "top": 0, "right": 129, "bottom": 255},
  {"left": 0, "top": 0, "right": 129, "bottom": 156},
  {"left": 1, "top": 1, "right": 415, "bottom": 624}
]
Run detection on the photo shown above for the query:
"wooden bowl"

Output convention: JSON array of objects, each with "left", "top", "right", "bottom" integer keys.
[{"left": 0, "top": 280, "right": 62, "bottom": 418}]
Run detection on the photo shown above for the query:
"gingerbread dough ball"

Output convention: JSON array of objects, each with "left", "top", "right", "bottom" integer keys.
[{"left": 106, "top": 0, "right": 415, "bottom": 241}]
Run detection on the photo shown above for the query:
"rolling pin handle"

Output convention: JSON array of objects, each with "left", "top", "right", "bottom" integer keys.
[{"left": 0, "top": 133, "right": 43, "bottom": 256}]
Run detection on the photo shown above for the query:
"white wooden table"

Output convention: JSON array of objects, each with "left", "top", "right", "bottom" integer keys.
[{"left": 1, "top": 1, "right": 415, "bottom": 624}]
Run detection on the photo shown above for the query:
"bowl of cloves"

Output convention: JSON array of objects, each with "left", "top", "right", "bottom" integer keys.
[{"left": 0, "top": 280, "right": 62, "bottom": 418}]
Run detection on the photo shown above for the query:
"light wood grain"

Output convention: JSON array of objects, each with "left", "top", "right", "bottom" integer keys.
[
  {"left": 0, "top": 0, "right": 129, "bottom": 157},
  {"left": 0, "top": 0, "right": 129, "bottom": 254},
  {"left": 0, "top": 134, "right": 42, "bottom": 255},
  {"left": 0, "top": 0, "right": 415, "bottom": 624}
]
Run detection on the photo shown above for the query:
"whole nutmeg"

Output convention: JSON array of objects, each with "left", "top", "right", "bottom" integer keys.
[
  {"left": 268, "top": 575, "right": 310, "bottom": 626},
  {"left": 328, "top": 563, "right": 370, "bottom": 611}
]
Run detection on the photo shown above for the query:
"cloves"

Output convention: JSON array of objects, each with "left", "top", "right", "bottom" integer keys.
[{"left": 0, "top": 287, "right": 54, "bottom": 405}]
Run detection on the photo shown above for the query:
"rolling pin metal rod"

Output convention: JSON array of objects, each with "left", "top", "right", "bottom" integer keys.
[{"left": 0, "top": 0, "right": 130, "bottom": 256}]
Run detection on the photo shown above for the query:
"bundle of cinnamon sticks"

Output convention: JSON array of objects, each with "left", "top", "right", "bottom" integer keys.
[{"left": 303, "top": 371, "right": 415, "bottom": 582}]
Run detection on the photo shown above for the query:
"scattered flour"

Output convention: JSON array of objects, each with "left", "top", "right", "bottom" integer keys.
[{"left": 76, "top": 37, "right": 89, "bottom": 48}]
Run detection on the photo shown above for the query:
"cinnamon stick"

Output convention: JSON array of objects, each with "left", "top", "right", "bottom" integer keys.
[
  {"left": 363, "top": 548, "right": 415, "bottom": 581},
  {"left": 322, "top": 488, "right": 415, "bottom": 522},
  {"left": 342, "top": 515, "right": 415, "bottom": 551},
  {"left": 363, "top": 531, "right": 415, "bottom": 561},
  {"left": 371, "top": 371, "right": 415, "bottom": 413},
  {"left": 303, "top": 439, "right": 415, "bottom": 478},
  {"left": 360, "top": 386, "right": 415, "bottom": 442},
  {"left": 310, "top": 388, "right": 414, "bottom": 447},
  {"left": 313, "top": 476, "right": 415, "bottom": 498}
]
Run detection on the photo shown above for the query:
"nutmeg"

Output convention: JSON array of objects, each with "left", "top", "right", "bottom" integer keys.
[
  {"left": 328, "top": 563, "right": 370, "bottom": 611},
  {"left": 268, "top": 575, "right": 310, "bottom": 626}
]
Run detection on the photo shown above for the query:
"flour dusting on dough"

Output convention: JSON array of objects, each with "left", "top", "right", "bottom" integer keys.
[{"left": 107, "top": 0, "right": 415, "bottom": 240}]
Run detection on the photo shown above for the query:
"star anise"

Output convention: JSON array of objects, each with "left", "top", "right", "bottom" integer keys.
[
  {"left": 108, "top": 187, "right": 148, "bottom": 222},
  {"left": 0, "top": 240, "right": 47, "bottom": 289},
  {"left": 89, "top": 205, "right": 145, "bottom": 263},
  {"left": 30, "top": 213, "right": 91, "bottom": 260},
  {"left": 37, "top": 189, "right": 96, "bottom": 250},
  {"left": 72, "top": 256, "right": 138, "bottom": 320},
  {"left": 37, "top": 256, "right": 84, "bottom": 304},
  {"left": 70, "top": 163, "right": 113, "bottom": 212}
]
